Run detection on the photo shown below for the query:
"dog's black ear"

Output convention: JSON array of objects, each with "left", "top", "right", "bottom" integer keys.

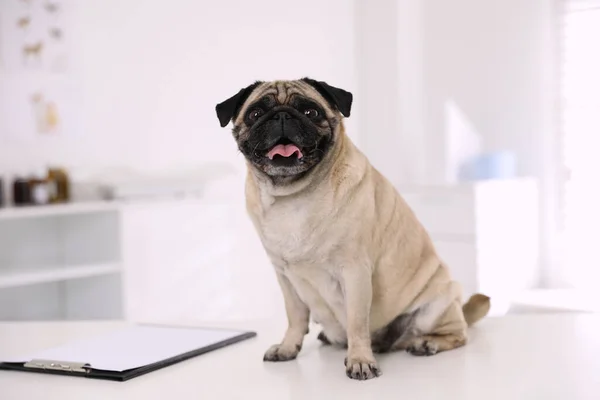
[
  {"left": 301, "top": 78, "right": 353, "bottom": 117},
  {"left": 215, "top": 81, "right": 262, "bottom": 127}
]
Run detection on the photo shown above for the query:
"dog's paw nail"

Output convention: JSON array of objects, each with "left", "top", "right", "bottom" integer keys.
[{"left": 370, "top": 363, "right": 382, "bottom": 377}]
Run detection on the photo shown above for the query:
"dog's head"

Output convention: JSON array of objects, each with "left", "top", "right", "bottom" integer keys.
[{"left": 216, "top": 78, "right": 352, "bottom": 180}]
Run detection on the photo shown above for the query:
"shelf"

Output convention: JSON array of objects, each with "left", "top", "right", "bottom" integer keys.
[
  {"left": 0, "top": 201, "right": 120, "bottom": 221},
  {"left": 0, "top": 263, "right": 121, "bottom": 289}
]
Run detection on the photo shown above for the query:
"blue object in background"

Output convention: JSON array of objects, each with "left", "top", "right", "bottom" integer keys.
[{"left": 459, "top": 151, "right": 517, "bottom": 181}]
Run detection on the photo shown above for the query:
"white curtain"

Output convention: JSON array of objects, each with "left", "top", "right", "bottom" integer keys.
[{"left": 560, "top": 0, "right": 600, "bottom": 289}]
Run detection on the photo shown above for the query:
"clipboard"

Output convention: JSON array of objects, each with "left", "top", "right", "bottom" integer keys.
[{"left": 0, "top": 324, "right": 256, "bottom": 382}]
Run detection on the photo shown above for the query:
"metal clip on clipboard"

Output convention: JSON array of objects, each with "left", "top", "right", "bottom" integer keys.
[{"left": 24, "top": 359, "right": 91, "bottom": 373}]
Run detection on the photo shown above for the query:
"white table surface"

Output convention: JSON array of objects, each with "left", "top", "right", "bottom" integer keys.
[{"left": 1, "top": 315, "right": 599, "bottom": 400}]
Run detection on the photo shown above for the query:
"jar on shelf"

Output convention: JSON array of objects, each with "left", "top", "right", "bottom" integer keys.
[
  {"left": 48, "top": 167, "right": 70, "bottom": 203},
  {"left": 29, "top": 168, "right": 50, "bottom": 206},
  {"left": 0, "top": 176, "right": 4, "bottom": 208},
  {"left": 12, "top": 175, "right": 32, "bottom": 206}
]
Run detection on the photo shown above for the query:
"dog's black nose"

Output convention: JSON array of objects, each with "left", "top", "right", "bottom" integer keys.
[{"left": 273, "top": 111, "right": 292, "bottom": 120}]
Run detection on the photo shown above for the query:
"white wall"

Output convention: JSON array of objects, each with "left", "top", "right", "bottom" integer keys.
[
  {"left": 0, "top": 0, "right": 358, "bottom": 176},
  {"left": 357, "top": 0, "right": 556, "bottom": 182},
  {"left": 355, "top": 0, "right": 426, "bottom": 185},
  {"left": 420, "top": 0, "right": 557, "bottom": 184}
]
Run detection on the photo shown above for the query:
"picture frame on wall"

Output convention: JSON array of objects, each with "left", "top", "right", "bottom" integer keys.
[
  {"left": 0, "top": 0, "right": 73, "bottom": 74},
  {"left": 0, "top": 0, "right": 81, "bottom": 142},
  {"left": 0, "top": 75, "right": 82, "bottom": 142}
]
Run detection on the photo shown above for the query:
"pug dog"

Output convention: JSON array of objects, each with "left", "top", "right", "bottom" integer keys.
[{"left": 215, "top": 78, "right": 491, "bottom": 380}]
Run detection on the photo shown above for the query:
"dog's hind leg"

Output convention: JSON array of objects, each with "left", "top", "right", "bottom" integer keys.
[{"left": 396, "top": 298, "right": 468, "bottom": 356}]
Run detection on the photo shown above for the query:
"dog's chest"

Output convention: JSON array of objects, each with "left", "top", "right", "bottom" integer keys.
[
  {"left": 257, "top": 200, "right": 339, "bottom": 265},
  {"left": 255, "top": 200, "right": 348, "bottom": 325}
]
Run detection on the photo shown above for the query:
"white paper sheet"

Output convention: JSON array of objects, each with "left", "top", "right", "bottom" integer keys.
[{"left": 1, "top": 325, "right": 247, "bottom": 372}]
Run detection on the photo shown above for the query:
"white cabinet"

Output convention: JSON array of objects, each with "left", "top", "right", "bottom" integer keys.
[
  {"left": 120, "top": 199, "right": 238, "bottom": 323},
  {"left": 0, "top": 203, "right": 123, "bottom": 321},
  {"left": 398, "top": 179, "right": 539, "bottom": 316},
  {"left": 0, "top": 197, "right": 247, "bottom": 322}
]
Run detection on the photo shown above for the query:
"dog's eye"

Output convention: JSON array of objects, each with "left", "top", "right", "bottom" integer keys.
[
  {"left": 248, "top": 109, "right": 263, "bottom": 121},
  {"left": 304, "top": 109, "right": 319, "bottom": 118}
]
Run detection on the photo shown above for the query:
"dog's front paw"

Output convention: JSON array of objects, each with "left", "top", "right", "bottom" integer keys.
[
  {"left": 344, "top": 355, "right": 382, "bottom": 380},
  {"left": 263, "top": 343, "right": 301, "bottom": 362}
]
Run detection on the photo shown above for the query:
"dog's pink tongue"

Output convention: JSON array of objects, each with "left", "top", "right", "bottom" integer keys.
[{"left": 267, "top": 144, "right": 303, "bottom": 160}]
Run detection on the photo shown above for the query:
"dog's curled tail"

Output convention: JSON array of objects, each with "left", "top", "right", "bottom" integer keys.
[{"left": 462, "top": 293, "right": 491, "bottom": 326}]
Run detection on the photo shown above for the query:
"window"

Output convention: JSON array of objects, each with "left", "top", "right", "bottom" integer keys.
[{"left": 561, "top": 0, "right": 600, "bottom": 289}]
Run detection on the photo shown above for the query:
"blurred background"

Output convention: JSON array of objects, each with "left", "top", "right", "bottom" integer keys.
[{"left": 0, "top": 0, "right": 598, "bottom": 323}]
